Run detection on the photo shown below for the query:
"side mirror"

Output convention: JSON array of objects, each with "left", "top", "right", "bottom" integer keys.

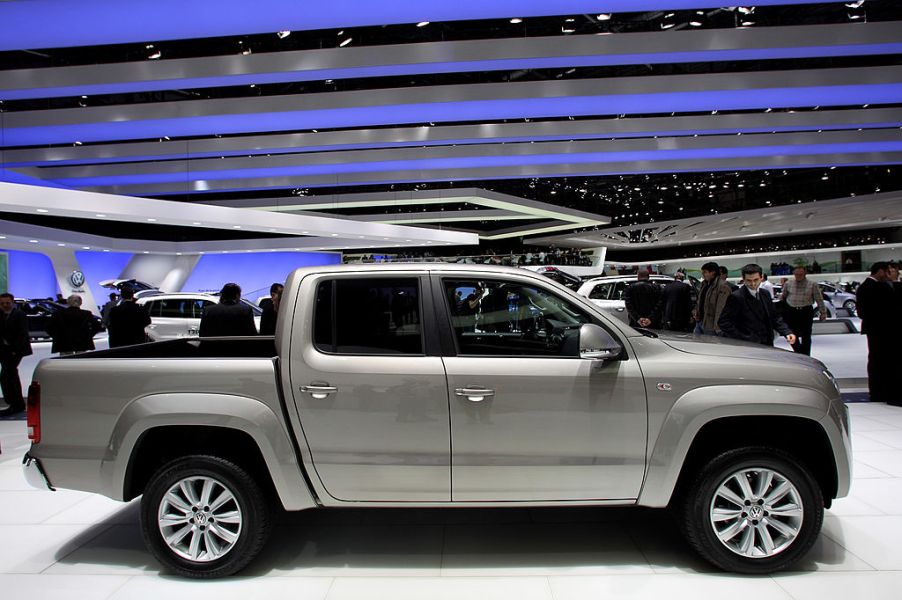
[{"left": 579, "top": 323, "right": 623, "bottom": 361}]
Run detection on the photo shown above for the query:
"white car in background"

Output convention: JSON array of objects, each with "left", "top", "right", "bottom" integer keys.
[
  {"left": 576, "top": 274, "right": 697, "bottom": 324},
  {"left": 136, "top": 293, "right": 262, "bottom": 341}
]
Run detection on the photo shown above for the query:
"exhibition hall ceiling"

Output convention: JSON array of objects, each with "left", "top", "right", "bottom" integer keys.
[{"left": 1, "top": 0, "right": 901, "bottom": 251}]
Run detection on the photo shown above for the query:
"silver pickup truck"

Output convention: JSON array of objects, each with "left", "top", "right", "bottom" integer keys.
[{"left": 23, "top": 264, "right": 851, "bottom": 578}]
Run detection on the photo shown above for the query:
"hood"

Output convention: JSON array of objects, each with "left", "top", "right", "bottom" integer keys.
[{"left": 655, "top": 331, "right": 824, "bottom": 369}]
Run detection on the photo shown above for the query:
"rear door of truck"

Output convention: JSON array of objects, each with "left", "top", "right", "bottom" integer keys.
[{"left": 286, "top": 271, "right": 451, "bottom": 501}]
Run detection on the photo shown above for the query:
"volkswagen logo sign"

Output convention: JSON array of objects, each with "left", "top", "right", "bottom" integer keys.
[{"left": 69, "top": 270, "right": 86, "bottom": 288}]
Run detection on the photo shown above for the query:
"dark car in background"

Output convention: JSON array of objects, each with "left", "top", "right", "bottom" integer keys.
[
  {"left": 523, "top": 265, "right": 585, "bottom": 290},
  {"left": 15, "top": 298, "right": 104, "bottom": 340}
]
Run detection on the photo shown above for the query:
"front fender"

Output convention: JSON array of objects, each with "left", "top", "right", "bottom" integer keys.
[
  {"left": 102, "top": 393, "right": 316, "bottom": 510},
  {"left": 638, "top": 384, "right": 828, "bottom": 507}
]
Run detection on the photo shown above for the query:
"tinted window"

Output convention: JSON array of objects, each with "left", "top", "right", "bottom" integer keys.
[
  {"left": 314, "top": 278, "right": 423, "bottom": 355},
  {"left": 159, "top": 299, "right": 190, "bottom": 318},
  {"left": 144, "top": 300, "right": 162, "bottom": 318},
  {"left": 610, "top": 282, "right": 629, "bottom": 301},
  {"left": 444, "top": 279, "right": 591, "bottom": 357},
  {"left": 588, "top": 283, "right": 612, "bottom": 300}
]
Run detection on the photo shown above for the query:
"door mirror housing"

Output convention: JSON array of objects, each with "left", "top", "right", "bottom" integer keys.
[{"left": 579, "top": 323, "right": 623, "bottom": 361}]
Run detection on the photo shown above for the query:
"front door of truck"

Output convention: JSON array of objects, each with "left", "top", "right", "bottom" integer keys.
[
  {"left": 287, "top": 274, "right": 450, "bottom": 502},
  {"left": 437, "top": 275, "right": 647, "bottom": 501}
]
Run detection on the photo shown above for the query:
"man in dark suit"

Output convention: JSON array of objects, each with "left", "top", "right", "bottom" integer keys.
[
  {"left": 661, "top": 272, "right": 693, "bottom": 332},
  {"left": 200, "top": 283, "right": 257, "bottom": 337},
  {"left": 856, "top": 262, "right": 897, "bottom": 404},
  {"left": 46, "top": 294, "right": 101, "bottom": 355},
  {"left": 259, "top": 282, "right": 284, "bottom": 336},
  {"left": 624, "top": 271, "right": 662, "bottom": 329},
  {"left": 0, "top": 293, "right": 33, "bottom": 417},
  {"left": 719, "top": 264, "right": 797, "bottom": 348},
  {"left": 107, "top": 286, "right": 151, "bottom": 348}
]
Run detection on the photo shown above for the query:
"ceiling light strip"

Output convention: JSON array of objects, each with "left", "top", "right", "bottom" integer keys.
[
  {"left": 6, "top": 66, "right": 902, "bottom": 146},
  {"left": 4, "top": 22, "right": 900, "bottom": 100},
  {"left": 7, "top": 107, "right": 902, "bottom": 168},
  {"left": 0, "top": 0, "right": 837, "bottom": 51},
  {"left": 78, "top": 150, "right": 902, "bottom": 196}
]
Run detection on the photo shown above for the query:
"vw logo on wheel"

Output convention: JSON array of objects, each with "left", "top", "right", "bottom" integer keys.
[{"left": 69, "top": 270, "right": 86, "bottom": 288}]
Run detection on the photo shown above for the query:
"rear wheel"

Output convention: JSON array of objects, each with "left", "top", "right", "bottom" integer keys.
[
  {"left": 140, "top": 455, "right": 271, "bottom": 578},
  {"left": 680, "top": 447, "right": 823, "bottom": 574}
]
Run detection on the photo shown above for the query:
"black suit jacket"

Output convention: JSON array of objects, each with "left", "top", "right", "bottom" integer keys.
[
  {"left": 624, "top": 280, "right": 662, "bottom": 327},
  {"left": 108, "top": 301, "right": 151, "bottom": 348},
  {"left": 856, "top": 277, "right": 896, "bottom": 336},
  {"left": 662, "top": 280, "right": 693, "bottom": 329},
  {"left": 718, "top": 287, "right": 792, "bottom": 346},
  {"left": 0, "top": 308, "right": 33, "bottom": 358},
  {"left": 47, "top": 306, "right": 100, "bottom": 353},
  {"left": 199, "top": 301, "right": 257, "bottom": 337}
]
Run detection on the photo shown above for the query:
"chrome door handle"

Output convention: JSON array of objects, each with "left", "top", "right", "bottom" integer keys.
[
  {"left": 455, "top": 387, "right": 495, "bottom": 402},
  {"left": 301, "top": 384, "right": 337, "bottom": 399}
]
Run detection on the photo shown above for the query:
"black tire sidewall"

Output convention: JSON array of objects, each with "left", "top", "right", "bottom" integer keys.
[
  {"left": 683, "top": 448, "right": 824, "bottom": 574},
  {"left": 140, "top": 455, "right": 270, "bottom": 578}
]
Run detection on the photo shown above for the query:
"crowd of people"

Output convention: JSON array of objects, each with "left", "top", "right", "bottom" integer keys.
[
  {"left": 621, "top": 259, "right": 901, "bottom": 404},
  {"left": 3, "top": 256, "right": 901, "bottom": 415},
  {"left": 345, "top": 247, "right": 593, "bottom": 267}
]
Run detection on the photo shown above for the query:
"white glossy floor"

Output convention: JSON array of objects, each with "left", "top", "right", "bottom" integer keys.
[{"left": 2, "top": 401, "right": 902, "bottom": 599}]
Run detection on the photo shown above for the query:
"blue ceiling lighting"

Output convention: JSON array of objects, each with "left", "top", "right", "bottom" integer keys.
[
  {"left": 0, "top": 0, "right": 831, "bottom": 51},
  {"left": 49, "top": 141, "right": 902, "bottom": 189},
  {"left": 6, "top": 83, "right": 902, "bottom": 147},
  {"left": 9, "top": 117, "right": 902, "bottom": 169}
]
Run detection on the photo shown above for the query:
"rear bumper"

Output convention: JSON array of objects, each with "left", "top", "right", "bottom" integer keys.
[{"left": 22, "top": 454, "right": 55, "bottom": 491}]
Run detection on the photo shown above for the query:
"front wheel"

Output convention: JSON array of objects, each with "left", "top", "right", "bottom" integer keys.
[
  {"left": 680, "top": 447, "right": 823, "bottom": 574},
  {"left": 843, "top": 300, "right": 856, "bottom": 315},
  {"left": 140, "top": 455, "right": 272, "bottom": 578}
]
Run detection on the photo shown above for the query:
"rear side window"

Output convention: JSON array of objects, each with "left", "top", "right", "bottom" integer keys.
[
  {"left": 159, "top": 299, "right": 190, "bottom": 318},
  {"left": 313, "top": 278, "right": 423, "bottom": 355}
]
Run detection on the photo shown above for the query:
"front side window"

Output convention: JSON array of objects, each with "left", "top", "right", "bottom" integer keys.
[
  {"left": 144, "top": 300, "right": 162, "bottom": 318},
  {"left": 588, "top": 283, "right": 612, "bottom": 300},
  {"left": 610, "top": 282, "right": 629, "bottom": 302},
  {"left": 444, "top": 279, "right": 591, "bottom": 357},
  {"left": 313, "top": 278, "right": 423, "bottom": 355}
]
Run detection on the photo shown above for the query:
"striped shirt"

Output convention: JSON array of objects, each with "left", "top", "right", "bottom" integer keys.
[{"left": 781, "top": 278, "right": 826, "bottom": 312}]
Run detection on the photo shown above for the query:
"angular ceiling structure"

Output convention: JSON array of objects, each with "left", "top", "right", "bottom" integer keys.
[{"left": 1, "top": 1, "right": 901, "bottom": 253}]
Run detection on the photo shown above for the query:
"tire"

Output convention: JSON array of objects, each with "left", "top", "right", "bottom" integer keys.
[
  {"left": 140, "top": 455, "right": 272, "bottom": 578},
  {"left": 679, "top": 447, "right": 823, "bottom": 574},
  {"left": 843, "top": 300, "right": 856, "bottom": 315}
]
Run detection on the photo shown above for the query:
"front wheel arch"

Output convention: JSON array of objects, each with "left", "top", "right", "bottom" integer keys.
[{"left": 668, "top": 415, "right": 837, "bottom": 509}]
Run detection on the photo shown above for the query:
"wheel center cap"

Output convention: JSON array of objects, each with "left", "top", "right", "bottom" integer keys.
[
  {"left": 749, "top": 505, "right": 763, "bottom": 519},
  {"left": 195, "top": 512, "right": 208, "bottom": 526}
]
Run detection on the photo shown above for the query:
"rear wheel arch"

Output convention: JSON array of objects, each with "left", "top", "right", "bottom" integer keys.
[{"left": 124, "top": 425, "right": 279, "bottom": 505}]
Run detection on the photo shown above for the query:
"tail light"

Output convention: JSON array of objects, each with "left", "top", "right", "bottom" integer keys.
[{"left": 27, "top": 382, "right": 41, "bottom": 443}]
